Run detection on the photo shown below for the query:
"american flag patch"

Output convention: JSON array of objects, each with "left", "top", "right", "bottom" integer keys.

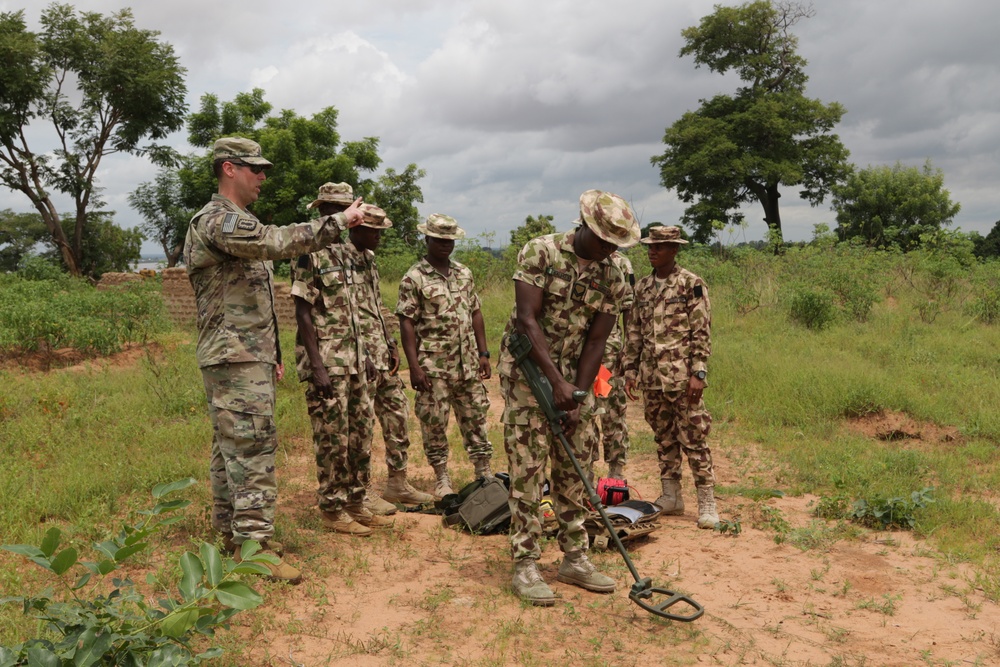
[{"left": 221, "top": 213, "right": 238, "bottom": 234}]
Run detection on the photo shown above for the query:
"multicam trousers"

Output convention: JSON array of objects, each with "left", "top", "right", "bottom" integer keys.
[
  {"left": 202, "top": 362, "right": 278, "bottom": 543},
  {"left": 643, "top": 389, "right": 715, "bottom": 487},
  {"left": 501, "top": 375, "right": 592, "bottom": 562},
  {"left": 369, "top": 369, "right": 412, "bottom": 473},
  {"left": 414, "top": 376, "right": 492, "bottom": 468},
  {"left": 305, "top": 373, "right": 374, "bottom": 512}
]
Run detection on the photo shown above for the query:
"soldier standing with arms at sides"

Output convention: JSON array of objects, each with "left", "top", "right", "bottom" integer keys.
[
  {"left": 622, "top": 225, "right": 719, "bottom": 529},
  {"left": 346, "top": 209, "right": 436, "bottom": 506},
  {"left": 396, "top": 214, "right": 494, "bottom": 498},
  {"left": 292, "top": 184, "right": 396, "bottom": 536},
  {"left": 184, "top": 138, "right": 364, "bottom": 584},
  {"left": 497, "top": 190, "right": 639, "bottom": 606}
]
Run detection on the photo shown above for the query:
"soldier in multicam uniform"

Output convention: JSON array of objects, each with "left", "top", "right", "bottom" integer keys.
[
  {"left": 184, "top": 138, "right": 364, "bottom": 584},
  {"left": 397, "top": 214, "right": 493, "bottom": 498},
  {"left": 497, "top": 189, "right": 639, "bottom": 607},
  {"left": 622, "top": 225, "right": 719, "bottom": 529},
  {"left": 582, "top": 249, "right": 634, "bottom": 482},
  {"left": 292, "top": 184, "right": 396, "bottom": 536},
  {"left": 345, "top": 209, "right": 436, "bottom": 506}
]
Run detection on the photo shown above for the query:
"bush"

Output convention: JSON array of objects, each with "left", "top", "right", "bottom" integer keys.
[{"left": 789, "top": 288, "right": 837, "bottom": 330}]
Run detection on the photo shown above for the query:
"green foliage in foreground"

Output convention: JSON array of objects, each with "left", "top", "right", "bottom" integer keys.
[{"left": 0, "top": 479, "right": 271, "bottom": 667}]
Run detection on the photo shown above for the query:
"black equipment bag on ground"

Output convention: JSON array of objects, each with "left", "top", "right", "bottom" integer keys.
[{"left": 439, "top": 473, "right": 511, "bottom": 535}]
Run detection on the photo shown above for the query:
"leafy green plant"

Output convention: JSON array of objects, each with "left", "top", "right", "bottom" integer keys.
[
  {"left": 789, "top": 288, "right": 837, "bottom": 330},
  {"left": 813, "top": 494, "right": 852, "bottom": 520},
  {"left": 849, "top": 487, "right": 935, "bottom": 530},
  {"left": 714, "top": 518, "right": 742, "bottom": 536},
  {"left": 0, "top": 479, "right": 274, "bottom": 666}
]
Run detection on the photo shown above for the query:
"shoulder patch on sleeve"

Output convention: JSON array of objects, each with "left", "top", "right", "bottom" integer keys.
[
  {"left": 693, "top": 285, "right": 704, "bottom": 299},
  {"left": 296, "top": 255, "right": 311, "bottom": 269},
  {"left": 237, "top": 218, "right": 258, "bottom": 231},
  {"left": 221, "top": 213, "right": 238, "bottom": 234}
]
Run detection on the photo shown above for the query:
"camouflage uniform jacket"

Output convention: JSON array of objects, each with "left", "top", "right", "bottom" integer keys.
[
  {"left": 622, "top": 264, "right": 711, "bottom": 392},
  {"left": 184, "top": 194, "right": 347, "bottom": 368},
  {"left": 291, "top": 243, "right": 365, "bottom": 380},
  {"left": 396, "top": 258, "right": 482, "bottom": 380},
  {"left": 345, "top": 241, "right": 394, "bottom": 372},
  {"left": 605, "top": 252, "right": 635, "bottom": 357},
  {"left": 497, "top": 231, "right": 629, "bottom": 382}
]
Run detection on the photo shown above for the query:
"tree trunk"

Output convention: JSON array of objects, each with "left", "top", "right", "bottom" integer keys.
[
  {"left": 36, "top": 201, "right": 82, "bottom": 277},
  {"left": 747, "top": 180, "right": 784, "bottom": 242}
]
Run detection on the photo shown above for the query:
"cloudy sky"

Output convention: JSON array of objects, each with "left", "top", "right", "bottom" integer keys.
[{"left": 5, "top": 0, "right": 1000, "bottom": 254}]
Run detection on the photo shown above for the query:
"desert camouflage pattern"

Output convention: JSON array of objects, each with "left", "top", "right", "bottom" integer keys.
[
  {"left": 396, "top": 258, "right": 483, "bottom": 380},
  {"left": 305, "top": 376, "right": 374, "bottom": 512},
  {"left": 643, "top": 389, "right": 714, "bottom": 486},
  {"left": 202, "top": 362, "right": 278, "bottom": 541},
  {"left": 576, "top": 190, "right": 640, "bottom": 248},
  {"left": 415, "top": 376, "right": 492, "bottom": 468},
  {"left": 622, "top": 265, "right": 711, "bottom": 391},
  {"left": 291, "top": 244, "right": 365, "bottom": 381},
  {"left": 345, "top": 241, "right": 412, "bottom": 472},
  {"left": 496, "top": 231, "right": 629, "bottom": 382},
  {"left": 498, "top": 230, "right": 628, "bottom": 562},
  {"left": 213, "top": 137, "right": 272, "bottom": 166},
  {"left": 307, "top": 181, "right": 354, "bottom": 209},
  {"left": 502, "top": 376, "right": 591, "bottom": 561},
  {"left": 184, "top": 194, "right": 347, "bottom": 368}
]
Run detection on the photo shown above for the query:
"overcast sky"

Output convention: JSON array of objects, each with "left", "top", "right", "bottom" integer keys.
[{"left": 5, "top": 0, "right": 1000, "bottom": 254}]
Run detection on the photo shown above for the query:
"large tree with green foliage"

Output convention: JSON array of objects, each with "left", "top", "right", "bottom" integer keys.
[
  {"left": 831, "top": 161, "right": 961, "bottom": 250},
  {"left": 0, "top": 208, "right": 46, "bottom": 272},
  {"left": 128, "top": 169, "right": 188, "bottom": 267},
  {"left": 971, "top": 220, "right": 1000, "bottom": 259},
  {"left": 509, "top": 214, "right": 555, "bottom": 251},
  {"left": 371, "top": 163, "right": 426, "bottom": 249},
  {"left": 0, "top": 4, "right": 186, "bottom": 276},
  {"left": 180, "top": 89, "right": 382, "bottom": 226},
  {"left": 651, "top": 0, "right": 850, "bottom": 243}
]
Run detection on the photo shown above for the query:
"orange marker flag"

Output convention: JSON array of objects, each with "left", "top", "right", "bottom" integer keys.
[{"left": 593, "top": 364, "right": 612, "bottom": 398}]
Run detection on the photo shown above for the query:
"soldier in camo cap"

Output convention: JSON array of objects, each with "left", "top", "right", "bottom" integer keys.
[
  {"left": 496, "top": 189, "right": 637, "bottom": 606},
  {"left": 292, "top": 186, "right": 397, "bottom": 537},
  {"left": 397, "top": 214, "right": 494, "bottom": 498},
  {"left": 345, "top": 206, "right": 436, "bottom": 507},
  {"left": 184, "top": 139, "right": 365, "bottom": 584},
  {"left": 622, "top": 224, "right": 718, "bottom": 529}
]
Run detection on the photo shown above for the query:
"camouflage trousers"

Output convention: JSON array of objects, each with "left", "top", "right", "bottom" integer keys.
[
  {"left": 201, "top": 362, "right": 278, "bottom": 543},
  {"left": 369, "top": 369, "right": 412, "bottom": 473},
  {"left": 587, "top": 372, "right": 630, "bottom": 469},
  {"left": 501, "top": 375, "right": 591, "bottom": 562},
  {"left": 642, "top": 389, "right": 715, "bottom": 487},
  {"left": 414, "top": 375, "right": 492, "bottom": 468},
  {"left": 305, "top": 373, "right": 374, "bottom": 513}
]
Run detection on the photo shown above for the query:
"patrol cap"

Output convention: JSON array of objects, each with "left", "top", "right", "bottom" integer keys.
[
  {"left": 575, "top": 190, "right": 640, "bottom": 248},
  {"left": 359, "top": 203, "right": 392, "bottom": 229},
  {"left": 640, "top": 225, "right": 689, "bottom": 245},
  {"left": 417, "top": 213, "right": 465, "bottom": 240},
  {"left": 307, "top": 182, "right": 354, "bottom": 210},
  {"left": 213, "top": 137, "right": 272, "bottom": 167}
]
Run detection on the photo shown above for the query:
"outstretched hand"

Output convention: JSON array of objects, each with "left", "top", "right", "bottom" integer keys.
[{"left": 343, "top": 197, "right": 365, "bottom": 227}]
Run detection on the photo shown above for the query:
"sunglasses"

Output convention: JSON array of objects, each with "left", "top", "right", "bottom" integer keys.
[{"left": 230, "top": 161, "right": 268, "bottom": 175}]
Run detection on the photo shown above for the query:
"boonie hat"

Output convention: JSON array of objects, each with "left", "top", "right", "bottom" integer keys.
[
  {"left": 640, "top": 225, "right": 689, "bottom": 245},
  {"left": 213, "top": 137, "right": 272, "bottom": 167},
  {"left": 417, "top": 214, "right": 465, "bottom": 240},
  {"left": 359, "top": 204, "right": 392, "bottom": 229},
  {"left": 307, "top": 182, "right": 355, "bottom": 210},
  {"left": 575, "top": 190, "right": 640, "bottom": 248}
]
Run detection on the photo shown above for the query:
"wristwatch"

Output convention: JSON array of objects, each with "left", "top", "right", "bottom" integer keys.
[
  {"left": 479, "top": 350, "right": 490, "bottom": 359},
  {"left": 693, "top": 370, "right": 707, "bottom": 381}
]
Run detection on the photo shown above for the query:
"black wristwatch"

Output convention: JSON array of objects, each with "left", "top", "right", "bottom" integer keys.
[
  {"left": 478, "top": 350, "right": 490, "bottom": 359},
  {"left": 693, "top": 370, "right": 707, "bottom": 381}
]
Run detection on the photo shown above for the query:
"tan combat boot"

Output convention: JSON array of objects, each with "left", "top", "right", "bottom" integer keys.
[
  {"left": 654, "top": 478, "right": 685, "bottom": 515},
  {"left": 221, "top": 533, "right": 284, "bottom": 556},
  {"left": 233, "top": 543, "right": 302, "bottom": 585},
  {"left": 511, "top": 559, "right": 556, "bottom": 606},
  {"left": 472, "top": 456, "right": 494, "bottom": 480},
  {"left": 321, "top": 509, "right": 373, "bottom": 536},
  {"left": 364, "top": 492, "right": 398, "bottom": 516},
  {"left": 696, "top": 485, "right": 720, "bottom": 529},
  {"left": 382, "top": 469, "right": 435, "bottom": 505},
  {"left": 346, "top": 504, "right": 395, "bottom": 528},
  {"left": 432, "top": 463, "right": 454, "bottom": 498},
  {"left": 556, "top": 551, "right": 616, "bottom": 593}
]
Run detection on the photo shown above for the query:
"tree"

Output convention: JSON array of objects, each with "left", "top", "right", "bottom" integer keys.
[
  {"left": 180, "top": 89, "right": 382, "bottom": 226},
  {"left": 0, "top": 208, "right": 47, "bottom": 272},
  {"left": 0, "top": 5, "right": 186, "bottom": 276},
  {"left": 371, "top": 163, "right": 427, "bottom": 249},
  {"left": 128, "top": 169, "right": 188, "bottom": 267},
  {"left": 651, "top": 1, "right": 850, "bottom": 243},
  {"left": 41, "top": 210, "right": 143, "bottom": 278},
  {"left": 509, "top": 214, "right": 555, "bottom": 251},
  {"left": 831, "top": 161, "right": 961, "bottom": 250},
  {"left": 971, "top": 221, "right": 1000, "bottom": 259}
]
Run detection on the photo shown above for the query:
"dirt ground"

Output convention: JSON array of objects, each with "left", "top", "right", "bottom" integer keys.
[{"left": 234, "top": 374, "right": 1000, "bottom": 667}]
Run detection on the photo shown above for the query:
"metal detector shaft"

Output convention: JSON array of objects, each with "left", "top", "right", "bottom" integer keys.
[{"left": 507, "top": 332, "right": 704, "bottom": 622}]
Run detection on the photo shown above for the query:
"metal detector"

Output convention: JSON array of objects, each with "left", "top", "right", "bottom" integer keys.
[{"left": 507, "top": 332, "right": 704, "bottom": 622}]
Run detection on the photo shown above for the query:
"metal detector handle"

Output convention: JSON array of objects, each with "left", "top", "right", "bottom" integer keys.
[{"left": 506, "top": 333, "right": 587, "bottom": 428}]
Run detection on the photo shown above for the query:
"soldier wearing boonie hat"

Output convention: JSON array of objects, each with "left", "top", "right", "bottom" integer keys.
[
  {"left": 397, "top": 213, "right": 493, "bottom": 497},
  {"left": 495, "top": 189, "right": 637, "bottom": 606},
  {"left": 184, "top": 137, "right": 366, "bottom": 585},
  {"left": 622, "top": 223, "right": 718, "bottom": 531}
]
